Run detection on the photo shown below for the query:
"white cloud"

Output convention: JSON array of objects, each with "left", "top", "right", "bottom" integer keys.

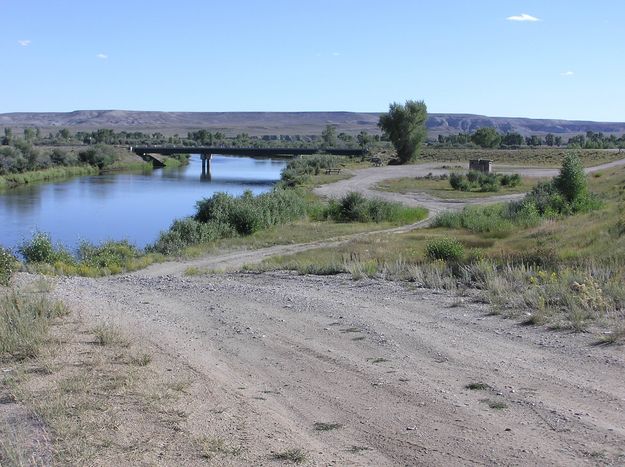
[
  {"left": 17, "top": 39, "right": 31, "bottom": 47},
  {"left": 332, "top": 52, "right": 341, "bottom": 56},
  {"left": 561, "top": 71, "right": 575, "bottom": 76},
  {"left": 96, "top": 53, "right": 108, "bottom": 60},
  {"left": 506, "top": 13, "right": 540, "bottom": 22}
]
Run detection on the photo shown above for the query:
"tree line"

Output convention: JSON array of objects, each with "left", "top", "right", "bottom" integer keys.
[{"left": 436, "top": 127, "right": 625, "bottom": 149}]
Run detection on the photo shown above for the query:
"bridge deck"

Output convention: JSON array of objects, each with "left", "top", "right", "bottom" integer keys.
[{"left": 131, "top": 146, "right": 363, "bottom": 158}]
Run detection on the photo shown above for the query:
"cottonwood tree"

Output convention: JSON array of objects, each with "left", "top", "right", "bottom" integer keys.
[
  {"left": 471, "top": 127, "right": 501, "bottom": 148},
  {"left": 378, "top": 100, "right": 428, "bottom": 163}
]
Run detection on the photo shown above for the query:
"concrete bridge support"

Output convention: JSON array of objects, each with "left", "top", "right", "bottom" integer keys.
[{"left": 201, "top": 153, "right": 212, "bottom": 181}]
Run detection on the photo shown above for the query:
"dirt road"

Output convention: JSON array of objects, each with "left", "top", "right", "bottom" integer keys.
[
  {"left": 35, "top": 158, "right": 625, "bottom": 464},
  {"left": 51, "top": 264, "right": 625, "bottom": 466}
]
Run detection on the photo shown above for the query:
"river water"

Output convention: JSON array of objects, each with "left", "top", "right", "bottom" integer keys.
[{"left": 0, "top": 155, "right": 286, "bottom": 252}]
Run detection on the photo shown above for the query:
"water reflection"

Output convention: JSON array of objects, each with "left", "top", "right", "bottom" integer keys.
[{"left": 0, "top": 155, "right": 286, "bottom": 250}]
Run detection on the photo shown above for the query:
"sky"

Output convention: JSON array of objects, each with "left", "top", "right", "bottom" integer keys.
[{"left": 1, "top": 0, "right": 624, "bottom": 121}]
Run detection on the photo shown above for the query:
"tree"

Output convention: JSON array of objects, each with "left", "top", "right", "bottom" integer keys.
[
  {"left": 321, "top": 125, "right": 337, "bottom": 148},
  {"left": 378, "top": 100, "right": 428, "bottom": 164},
  {"left": 471, "top": 127, "right": 501, "bottom": 148},
  {"left": 59, "top": 128, "right": 71, "bottom": 140},
  {"left": 502, "top": 132, "right": 523, "bottom": 147},
  {"left": 2, "top": 128, "right": 13, "bottom": 145},
  {"left": 554, "top": 152, "right": 588, "bottom": 203},
  {"left": 545, "top": 133, "right": 555, "bottom": 146},
  {"left": 357, "top": 130, "right": 372, "bottom": 151}
]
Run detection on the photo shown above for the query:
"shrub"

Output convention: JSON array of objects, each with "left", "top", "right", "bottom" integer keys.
[
  {"left": 279, "top": 154, "right": 342, "bottom": 187},
  {"left": 19, "top": 232, "right": 73, "bottom": 264},
  {"left": 0, "top": 246, "right": 17, "bottom": 286},
  {"left": 195, "top": 189, "right": 307, "bottom": 233},
  {"left": 426, "top": 237, "right": 465, "bottom": 262},
  {"left": 149, "top": 218, "right": 233, "bottom": 255},
  {"left": 554, "top": 152, "right": 587, "bottom": 203},
  {"left": 323, "top": 192, "right": 427, "bottom": 224},
  {"left": 449, "top": 173, "right": 465, "bottom": 190},
  {"left": 78, "top": 240, "right": 141, "bottom": 269},
  {"left": 328, "top": 192, "right": 370, "bottom": 222},
  {"left": 77, "top": 144, "right": 119, "bottom": 169}
]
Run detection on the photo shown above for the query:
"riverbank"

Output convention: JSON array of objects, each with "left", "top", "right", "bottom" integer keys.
[{"left": 0, "top": 165, "right": 99, "bottom": 190}]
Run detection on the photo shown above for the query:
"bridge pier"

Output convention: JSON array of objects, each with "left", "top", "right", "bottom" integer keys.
[{"left": 201, "top": 153, "right": 212, "bottom": 181}]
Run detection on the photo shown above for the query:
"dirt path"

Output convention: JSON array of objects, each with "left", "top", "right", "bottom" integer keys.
[
  {"left": 51, "top": 269, "right": 625, "bottom": 465},
  {"left": 314, "top": 158, "right": 625, "bottom": 214}
]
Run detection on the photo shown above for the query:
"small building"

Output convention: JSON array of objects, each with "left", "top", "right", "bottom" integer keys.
[{"left": 469, "top": 159, "right": 493, "bottom": 174}]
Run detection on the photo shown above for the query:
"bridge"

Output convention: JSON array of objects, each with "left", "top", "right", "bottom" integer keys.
[{"left": 130, "top": 146, "right": 365, "bottom": 174}]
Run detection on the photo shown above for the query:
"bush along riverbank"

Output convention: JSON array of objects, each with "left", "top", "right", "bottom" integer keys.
[
  {"left": 1, "top": 168, "right": 428, "bottom": 280},
  {"left": 0, "top": 142, "right": 153, "bottom": 189}
]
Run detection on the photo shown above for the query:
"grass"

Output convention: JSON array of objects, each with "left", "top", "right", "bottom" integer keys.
[
  {"left": 1, "top": 300, "right": 212, "bottom": 465},
  {"left": 481, "top": 399, "right": 508, "bottom": 410},
  {"left": 419, "top": 147, "right": 622, "bottom": 168},
  {"left": 466, "top": 382, "right": 491, "bottom": 391},
  {"left": 376, "top": 174, "right": 542, "bottom": 199},
  {"left": 313, "top": 422, "right": 342, "bottom": 431},
  {"left": 272, "top": 448, "right": 308, "bottom": 463},
  {"left": 196, "top": 436, "right": 242, "bottom": 459},
  {"left": 91, "top": 324, "right": 130, "bottom": 347},
  {"left": 0, "top": 290, "right": 68, "bottom": 360},
  {"left": 0, "top": 165, "right": 99, "bottom": 190}
]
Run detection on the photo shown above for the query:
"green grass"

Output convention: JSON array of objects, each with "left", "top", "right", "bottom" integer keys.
[
  {"left": 0, "top": 165, "right": 99, "bottom": 190},
  {"left": 376, "top": 175, "right": 543, "bottom": 199}
]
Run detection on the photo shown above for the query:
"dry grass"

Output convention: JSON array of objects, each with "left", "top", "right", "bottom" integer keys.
[
  {"left": 0, "top": 285, "right": 225, "bottom": 466},
  {"left": 272, "top": 448, "right": 308, "bottom": 463},
  {"left": 420, "top": 148, "right": 621, "bottom": 168}
]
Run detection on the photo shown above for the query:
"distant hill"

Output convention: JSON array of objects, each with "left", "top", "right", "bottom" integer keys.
[{"left": 1, "top": 110, "right": 624, "bottom": 138}]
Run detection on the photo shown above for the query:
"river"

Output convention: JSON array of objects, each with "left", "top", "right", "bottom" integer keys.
[{"left": 0, "top": 155, "right": 286, "bottom": 252}]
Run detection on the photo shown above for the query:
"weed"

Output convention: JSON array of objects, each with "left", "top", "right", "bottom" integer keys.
[
  {"left": 368, "top": 357, "right": 389, "bottom": 364},
  {"left": 0, "top": 246, "right": 17, "bottom": 286},
  {"left": 92, "top": 324, "right": 129, "bottom": 347},
  {"left": 426, "top": 237, "right": 465, "bottom": 261},
  {"left": 272, "top": 448, "right": 308, "bottom": 463},
  {"left": 0, "top": 291, "right": 67, "bottom": 360},
  {"left": 481, "top": 399, "right": 507, "bottom": 410},
  {"left": 196, "top": 436, "right": 242, "bottom": 459},
  {"left": 466, "top": 382, "right": 490, "bottom": 391},
  {"left": 348, "top": 445, "right": 371, "bottom": 453},
  {"left": 131, "top": 353, "right": 152, "bottom": 366},
  {"left": 313, "top": 422, "right": 342, "bottom": 431},
  {"left": 184, "top": 266, "right": 202, "bottom": 276}
]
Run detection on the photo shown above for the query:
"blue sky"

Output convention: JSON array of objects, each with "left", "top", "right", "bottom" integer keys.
[{"left": 2, "top": 0, "right": 624, "bottom": 121}]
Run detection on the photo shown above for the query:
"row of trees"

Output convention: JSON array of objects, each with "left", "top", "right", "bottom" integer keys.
[
  {"left": 0, "top": 139, "right": 124, "bottom": 176},
  {"left": 437, "top": 128, "right": 625, "bottom": 149}
]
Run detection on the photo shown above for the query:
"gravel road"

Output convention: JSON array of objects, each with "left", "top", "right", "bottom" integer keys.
[
  {"left": 46, "top": 157, "right": 625, "bottom": 465},
  {"left": 52, "top": 268, "right": 625, "bottom": 465}
]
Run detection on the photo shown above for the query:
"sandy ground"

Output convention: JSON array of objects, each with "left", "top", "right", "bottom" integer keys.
[{"left": 5, "top": 158, "right": 625, "bottom": 465}]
